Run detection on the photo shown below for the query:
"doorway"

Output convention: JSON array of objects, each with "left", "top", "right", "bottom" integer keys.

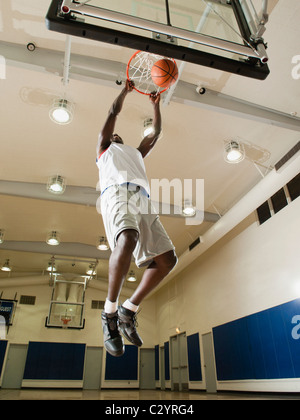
[
  {"left": 202, "top": 332, "right": 217, "bottom": 393},
  {"left": 83, "top": 346, "right": 103, "bottom": 390},
  {"left": 170, "top": 332, "right": 189, "bottom": 392},
  {"left": 140, "top": 348, "right": 155, "bottom": 389},
  {"left": 1, "top": 344, "right": 28, "bottom": 389}
]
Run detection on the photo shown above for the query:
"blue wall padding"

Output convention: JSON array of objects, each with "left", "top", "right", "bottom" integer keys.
[
  {"left": 213, "top": 298, "right": 300, "bottom": 381},
  {"left": 155, "top": 345, "right": 159, "bottom": 381},
  {"left": 0, "top": 340, "right": 8, "bottom": 379},
  {"left": 105, "top": 345, "right": 138, "bottom": 380},
  {"left": 187, "top": 333, "right": 202, "bottom": 381},
  {"left": 23, "top": 342, "right": 86, "bottom": 381},
  {"left": 164, "top": 341, "right": 170, "bottom": 380}
]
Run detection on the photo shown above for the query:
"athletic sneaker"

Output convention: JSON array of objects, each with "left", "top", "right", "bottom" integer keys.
[
  {"left": 101, "top": 311, "right": 125, "bottom": 357},
  {"left": 118, "top": 305, "right": 143, "bottom": 347}
]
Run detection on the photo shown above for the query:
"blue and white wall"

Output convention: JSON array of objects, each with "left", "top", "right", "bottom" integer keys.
[
  {"left": 155, "top": 188, "right": 300, "bottom": 393},
  {"left": 0, "top": 187, "right": 299, "bottom": 392}
]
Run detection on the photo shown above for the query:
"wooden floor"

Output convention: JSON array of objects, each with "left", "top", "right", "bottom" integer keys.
[{"left": 0, "top": 389, "right": 299, "bottom": 400}]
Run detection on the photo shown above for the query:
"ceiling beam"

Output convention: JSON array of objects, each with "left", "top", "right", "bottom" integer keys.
[
  {"left": 0, "top": 241, "right": 109, "bottom": 259},
  {"left": 1, "top": 40, "right": 300, "bottom": 131},
  {"left": 0, "top": 180, "right": 220, "bottom": 223}
]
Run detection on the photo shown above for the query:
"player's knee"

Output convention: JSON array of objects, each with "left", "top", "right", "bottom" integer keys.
[
  {"left": 160, "top": 250, "right": 177, "bottom": 273},
  {"left": 117, "top": 229, "right": 139, "bottom": 252}
]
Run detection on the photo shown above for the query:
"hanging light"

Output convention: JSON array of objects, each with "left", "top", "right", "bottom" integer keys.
[
  {"left": 50, "top": 99, "right": 74, "bottom": 125},
  {"left": 224, "top": 140, "right": 245, "bottom": 164},
  {"left": 142, "top": 118, "right": 155, "bottom": 137},
  {"left": 1, "top": 259, "right": 11, "bottom": 272},
  {"left": 127, "top": 270, "right": 137, "bottom": 283},
  {"left": 47, "top": 261, "right": 57, "bottom": 272},
  {"left": 97, "top": 236, "right": 109, "bottom": 251},
  {"left": 0, "top": 230, "right": 5, "bottom": 244},
  {"left": 47, "top": 175, "right": 66, "bottom": 194},
  {"left": 182, "top": 199, "right": 196, "bottom": 217},
  {"left": 46, "top": 231, "right": 60, "bottom": 246},
  {"left": 86, "top": 264, "right": 96, "bottom": 276}
]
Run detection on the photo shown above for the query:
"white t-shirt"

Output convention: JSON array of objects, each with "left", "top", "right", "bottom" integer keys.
[{"left": 96, "top": 143, "right": 150, "bottom": 196}]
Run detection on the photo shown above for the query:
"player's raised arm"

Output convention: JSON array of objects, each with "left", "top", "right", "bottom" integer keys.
[
  {"left": 97, "top": 79, "right": 135, "bottom": 156},
  {"left": 137, "top": 92, "right": 162, "bottom": 158}
]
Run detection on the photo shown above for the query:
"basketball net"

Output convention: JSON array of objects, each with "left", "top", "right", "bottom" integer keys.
[
  {"left": 127, "top": 50, "right": 176, "bottom": 95},
  {"left": 61, "top": 316, "right": 72, "bottom": 329}
]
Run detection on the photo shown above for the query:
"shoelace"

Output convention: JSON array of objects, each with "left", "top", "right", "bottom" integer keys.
[{"left": 131, "top": 309, "right": 141, "bottom": 328}]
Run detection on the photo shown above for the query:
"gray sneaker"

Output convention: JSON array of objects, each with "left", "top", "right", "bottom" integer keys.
[
  {"left": 101, "top": 311, "right": 125, "bottom": 357},
  {"left": 118, "top": 305, "right": 143, "bottom": 347}
]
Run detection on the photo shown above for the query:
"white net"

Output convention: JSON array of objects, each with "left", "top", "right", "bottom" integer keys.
[{"left": 127, "top": 51, "right": 174, "bottom": 95}]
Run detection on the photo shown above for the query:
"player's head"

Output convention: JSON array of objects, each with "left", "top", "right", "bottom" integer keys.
[{"left": 112, "top": 133, "right": 124, "bottom": 144}]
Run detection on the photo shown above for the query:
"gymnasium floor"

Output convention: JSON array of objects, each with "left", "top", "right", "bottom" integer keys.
[{"left": 0, "top": 389, "right": 299, "bottom": 400}]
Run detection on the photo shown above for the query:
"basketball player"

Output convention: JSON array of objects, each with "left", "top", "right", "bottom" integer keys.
[{"left": 96, "top": 79, "right": 177, "bottom": 357}]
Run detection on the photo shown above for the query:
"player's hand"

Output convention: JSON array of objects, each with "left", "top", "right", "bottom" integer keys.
[
  {"left": 150, "top": 91, "right": 161, "bottom": 105},
  {"left": 126, "top": 79, "right": 135, "bottom": 92}
]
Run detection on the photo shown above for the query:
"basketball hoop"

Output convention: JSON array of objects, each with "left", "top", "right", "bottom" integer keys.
[
  {"left": 61, "top": 315, "right": 72, "bottom": 329},
  {"left": 127, "top": 51, "right": 177, "bottom": 95}
]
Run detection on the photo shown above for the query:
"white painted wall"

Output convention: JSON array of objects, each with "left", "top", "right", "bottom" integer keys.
[
  {"left": 1, "top": 196, "right": 299, "bottom": 392},
  {"left": 154, "top": 195, "right": 300, "bottom": 392},
  {"left": 1, "top": 282, "right": 156, "bottom": 348}
]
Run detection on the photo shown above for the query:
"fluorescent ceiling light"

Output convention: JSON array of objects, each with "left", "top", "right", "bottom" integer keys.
[
  {"left": 46, "top": 231, "right": 60, "bottom": 246},
  {"left": 142, "top": 118, "right": 155, "bottom": 137},
  {"left": 1, "top": 259, "right": 11, "bottom": 272},
  {"left": 97, "top": 236, "right": 109, "bottom": 251},
  {"left": 224, "top": 140, "right": 245, "bottom": 164},
  {"left": 182, "top": 200, "right": 196, "bottom": 217},
  {"left": 0, "top": 230, "right": 4, "bottom": 244},
  {"left": 47, "top": 175, "right": 66, "bottom": 194},
  {"left": 50, "top": 99, "right": 74, "bottom": 125},
  {"left": 127, "top": 270, "right": 137, "bottom": 282},
  {"left": 86, "top": 265, "right": 96, "bottom": 275}
]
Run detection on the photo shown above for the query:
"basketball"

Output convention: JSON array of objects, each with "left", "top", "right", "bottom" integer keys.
[{"left": 151, "top": 59, "right": 178, "bottom": 89}]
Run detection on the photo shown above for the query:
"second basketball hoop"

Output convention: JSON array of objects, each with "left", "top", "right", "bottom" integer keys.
[{"left": 127, "top": 50, "right": 178, "bottom": 95}]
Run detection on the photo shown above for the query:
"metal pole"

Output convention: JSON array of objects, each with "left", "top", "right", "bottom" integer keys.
[
  {"left": 62, "top": 35, "right": 72, "bottom": 86},
  {"left": 71, "top": 4, "right": 263, "bottom": 60}
]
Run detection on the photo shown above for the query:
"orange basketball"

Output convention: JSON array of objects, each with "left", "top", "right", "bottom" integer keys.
[{"left": 151, "top": 59, "right": 178, "bottom": 89}]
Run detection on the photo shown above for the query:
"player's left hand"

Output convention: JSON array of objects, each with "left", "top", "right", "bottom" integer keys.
[{"left": 126, "top": 79, "right": 135, "bottom": 92}]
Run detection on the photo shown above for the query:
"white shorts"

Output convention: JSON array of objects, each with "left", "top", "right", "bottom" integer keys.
[{"left": 100, "top": 184, "right": 175, "bottom": 268}]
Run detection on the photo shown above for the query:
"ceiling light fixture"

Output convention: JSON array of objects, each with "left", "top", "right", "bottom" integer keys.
[
  {"left": 127, "top": 270, "right": 137, "bottom": 283},
  {"left": 142, "top": 118, "right": 155, "bottom": 138},
  {"left": 50, "top": 98, "right": 74, "bottom": 125},
  {"left": 224, "top": 140, "right": 245, "bottom": 164},
  {"left": 47, "top": 175, "right": 66, "bottom": 195},
  {"left": 46, "top": 231, "right": 60, "bottom": 246},
  {"left": 97, "top": 236, "right": 109, "bottom": 251},
  {"left": 182, "top": 199, "right": 196, "bottom": 217},
  {"left": 0, "top": 230, "right": 5, "bottom": 244},
  {"left": 47, "top": 261, "right": 57, "bottom": 272},
  {"left": 1, "top": 259, "right": 11, "bottom": 272},
  {"left": 86, "top": 264, "right": 96, "bottom": 276}
]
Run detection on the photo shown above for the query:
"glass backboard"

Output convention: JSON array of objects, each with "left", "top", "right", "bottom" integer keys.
[{"left": 46, "top": 0, "right": 270, "bottom": 79}]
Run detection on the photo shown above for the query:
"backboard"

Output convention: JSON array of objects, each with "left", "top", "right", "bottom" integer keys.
[
  {"left": 46, "top": 0, "right": 270, "bottom": 80},
  {"left": 45, "top": 277, "right": 86, "bottom": 329}
]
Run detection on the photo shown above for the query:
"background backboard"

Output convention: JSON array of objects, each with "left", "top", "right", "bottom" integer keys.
[{"left": 46, "top": 0, "right": 270, "bottom": 80}]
